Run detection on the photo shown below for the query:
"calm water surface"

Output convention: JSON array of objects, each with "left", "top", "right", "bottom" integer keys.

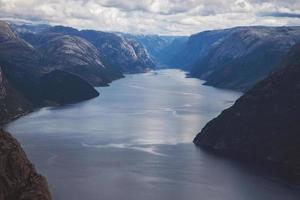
[{"left": 6, "top": 69, "right": 300, "bottom": 200}]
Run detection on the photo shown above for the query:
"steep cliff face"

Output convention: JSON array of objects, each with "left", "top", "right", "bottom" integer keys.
[
  {"left": 40, "top": 70, "right": 99, "bottom": 104},
  {"left": 0, "top": 21, "right": 99, "bottom": 105},
  {"left": 0, "top": 22, "right": 52, "bottom": 199},
  {"left": 0, "top": 67, "right": 31, "bottom": 124},
  {"left": 194, "top": 44, "right": 300, "bottom": 172},
  {"left": 175, "top": 26, "right": 300, "bottom": 91},
  {"left": 77, "top": 30, "right": 155, "bottom": 73},
  {"left": 38, "top": 34, "right": 123, "bottom": 86},
  {"left": 173, "top": 30, "right": 228, "bottom": 69},
  {"left": 123, "top": 34, "right": 188, "bottom": 66},
  {"left": 0, "top": 129, "right": 51, "bottom": 200},
  {"left": 42, "top": 26, "right": 156, "bottom": 73}
]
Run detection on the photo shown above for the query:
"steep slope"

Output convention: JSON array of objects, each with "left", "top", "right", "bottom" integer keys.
[
  {"left": 175, "top": 26, "right": 300, "bottom": 91},
  {"left": 0, "top": 66, "right": 31, "bottom": 124},
  {"left": 194, "top": 43, "right": 300, "bottom": 172},
  {"left": 0, "top": 21, "right": 44, "bottom": 104},
  {"left": 40, "top": 70, "right": 99, "bottom": 104},
  {"left": 0, "top": 21, "right": 99, "bottom": 105},
  {"left": 173, "top": 30, "right": 229, "bottom": 69},
  {"left": 157, "top": 37, "right": 188, "bottom": 67},
  {"left": 37, "top": 33, "right": 123, "bottom": 86},
  {"left": 123, "top": 34, "right": 188, "bottom": 66},
  {"left": 0, "top": 129, "right": 51, "bottom": 200},
  {"left": 43, "top": 26, "right": 155, "bottom": 73}
]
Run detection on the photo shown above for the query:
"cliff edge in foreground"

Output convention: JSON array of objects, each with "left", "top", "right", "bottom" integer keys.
[{"left": 0, "top": 130, "right": 51, "bottom": 200}]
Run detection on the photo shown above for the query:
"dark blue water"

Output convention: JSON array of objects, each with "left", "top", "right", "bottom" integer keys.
[{"left": 6, "top": 70, "right": 300, "bottom": 200}]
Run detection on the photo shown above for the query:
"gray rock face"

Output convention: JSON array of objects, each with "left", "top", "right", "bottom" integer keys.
[
  {"left": 194, "top": 43, "right": 300, "bottom": 173},
  {"left": 37, "top": 34, "right": 123, "bottom": 86},
  {"left": 123, "top": 34, "right": 188, "bottom": 66},
  {"left": 42, "top": 26, "right": 156, "bottom": 73},
  {"left": 77, "top": 30, "right": 156, "bottom": 73},
  {"left": 0, "top": 129, "right": 51, "bottom": 200},
  {"left": 176, "top": 26, "right": 300, "bottom": 91},
  {"left": 0, "top": 66, "right": 31, "bottom": 124}
]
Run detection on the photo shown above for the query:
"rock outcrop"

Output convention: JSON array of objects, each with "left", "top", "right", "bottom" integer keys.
[
  {"left": 0, "top": 129, "right": 51, "bottom": 200},
  {"left": 194, "top": 43, "right": 300, "bottom": 173}
]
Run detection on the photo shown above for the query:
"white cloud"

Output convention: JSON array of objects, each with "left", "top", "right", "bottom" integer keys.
[{"left": 0, "top": 0, "right": 300, "bottom": 35}]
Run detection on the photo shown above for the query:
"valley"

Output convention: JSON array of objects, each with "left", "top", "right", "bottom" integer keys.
[{"left": 1, "top": 18, "right": 300, "bottom": 200}]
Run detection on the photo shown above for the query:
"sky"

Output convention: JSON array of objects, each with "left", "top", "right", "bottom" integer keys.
[{"left": 0, "top": 0, "right": 300, "bottom": 35}]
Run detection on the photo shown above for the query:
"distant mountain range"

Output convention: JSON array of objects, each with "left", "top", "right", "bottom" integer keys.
[
  {"left": 168, "top": 26, "right": 300, "bottom": 91},
  {"left": 121, "top": 34, "right": 188, "bottom": 67},
  {"left": 123, "top": 27, "right": 300, "bottom": 92},
  {"left": 18, "top": 25, "right": 155, "bottom": 74}
]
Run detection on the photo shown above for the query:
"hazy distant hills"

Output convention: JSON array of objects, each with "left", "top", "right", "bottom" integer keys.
[
  {"left": 123, "top": 27, "right": 300, "bottom": 92},
  {"left": 122, "top": 34, "right": 188, "bottom": 67},
  {"left": 194, "top": 43, "right": 300, "bottom": 173},
  {"left": 173, "top": 26, "right": 300, "bottom": 91}
]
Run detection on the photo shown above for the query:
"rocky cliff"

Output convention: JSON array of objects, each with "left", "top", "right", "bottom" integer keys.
[
  {"left": 40, "top": 26, "right": 156, "bottom": 73},
  {"left": 0, "top": 129, "right": 51, "bottom": 200},
  {"left": 0, "top": 21, "right": 106, "bottom": 200},
  {"left": 194, "top": 43, "right": 300, "bottom": 173},
  {"left": 124, "top": 34, "right": 188, "bottom": 66},
  {"left": 0, "top": 21, "right": 99, "bottom": 105},
  {"left": 20, "top": 32, "right": 123, "bottom": 86},
  {"left": 0, "top": 66, "right": 31, "bottom": 124}
]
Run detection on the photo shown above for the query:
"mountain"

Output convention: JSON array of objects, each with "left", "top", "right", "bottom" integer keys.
[
  {"left": 175, "top": 26, "right": 300, "bottom": 91},
  {"left": 0, "top": 20, "right": 45, "bottom": 104},
  {"left": 0, "top": 66, "right": 31, "bottom": 124},
  {"left": 41, "top": 70, "right": 99, "bottom": 104},
  {"left": 42, "top": 26, "right": 156, "bottom": 73},
  {"left": 0, "top": 21, "right": 99, "bottom": 105},
  {"left": 173, "top": 30, "right": 229, "bottom": 70},
  {"left": 21, "top": 31, "right": 123, "bottom": 86},
  {"left": 194, "top": 43, "right": 300, "bottom": 173},
  {"left": 0, "top": 129, "right": 51, "bottom": 200},
  {"left": 123, "top": 34, "right": 188, "bottom": 67},
  {"left": 0, "top": 21, "right": 102, "bottom": 200}
]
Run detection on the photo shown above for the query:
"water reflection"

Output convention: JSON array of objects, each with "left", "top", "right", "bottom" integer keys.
[{"left": 6, "top": 69, "right": 300, "bottom": 200}]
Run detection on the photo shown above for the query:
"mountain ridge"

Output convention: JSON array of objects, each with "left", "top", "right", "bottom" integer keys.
[{"left": 193, "top": 43, "right": 300, "bottom": 174}]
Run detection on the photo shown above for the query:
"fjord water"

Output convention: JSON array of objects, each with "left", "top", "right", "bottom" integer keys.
[{"left": 6, "top": 69, "right": 300, "bottom": 200}]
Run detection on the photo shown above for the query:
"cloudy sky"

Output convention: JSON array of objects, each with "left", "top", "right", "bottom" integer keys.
[{"left": 0, "top": 0, "right": 300, "bottom": 35}]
